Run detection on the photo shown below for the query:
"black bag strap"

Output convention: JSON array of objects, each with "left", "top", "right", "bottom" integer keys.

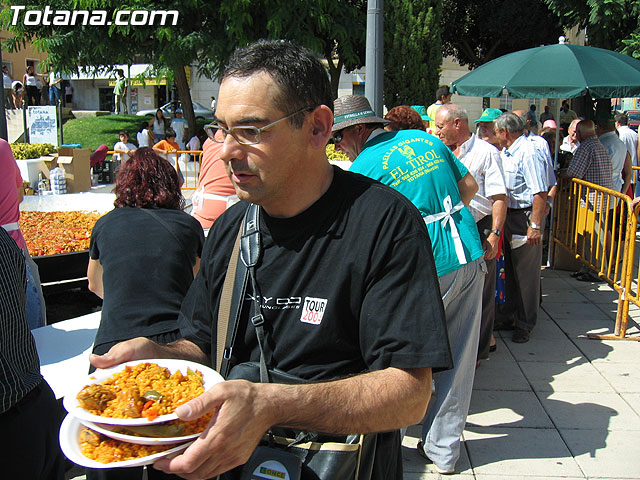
[
  {"left": 218, "top": 203, "right": 264, "bottom": 379},
  {"left": 239, "top": 204, "right": 271, "bottom": 383},
  {"left": 138, "top": 208, "right": 193, "bottom": 267}
]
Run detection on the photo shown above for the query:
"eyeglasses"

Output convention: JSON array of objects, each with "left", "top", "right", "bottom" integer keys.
[
  {"left": 333, "top": 128, "right": 350, "bottom": 144},
  {"left": 205, "top": 106, "right": 314, "bottom": 145}
]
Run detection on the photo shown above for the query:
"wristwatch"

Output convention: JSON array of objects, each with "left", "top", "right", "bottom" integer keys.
[
  {"left": 529, "top": 222, "right": 541, "bottom": 230},
  {"left": 489, "top": 229, "right": 501, "bottom": 236}
]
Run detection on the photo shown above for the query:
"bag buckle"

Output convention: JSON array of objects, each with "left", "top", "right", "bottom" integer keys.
[
  {"left": 223, "top": 347, "right": 232, "bottom": 360},
  {"left": 251, "top": 314, "right": 265, "bottom": 327}
]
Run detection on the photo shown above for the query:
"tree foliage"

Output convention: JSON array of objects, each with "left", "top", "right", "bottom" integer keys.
[
  {"left": 2, "top": 0, "right": 226, "bottom": 136},
  {"left": 208, "top": 0, "right": 367, "bottom": 98},
  {"left": 2, "top": 0, "right": 368, "bottom": 135},
  {"left": 383, "top": 0, "right": 442, "bottom": 107},
  {"left": 543, "top": 0, "right": 640, "bottom": 52},
  {"left": 441, "top": 0, "right": 562, "bottom": 68}
]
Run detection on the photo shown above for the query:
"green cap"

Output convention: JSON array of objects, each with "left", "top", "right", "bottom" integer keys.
[
  {"left": 474, "top": 108, "right": 503, "bottom": 124},
  {"left": 411, "top": 105, "right": 432, "bottom": 121}
]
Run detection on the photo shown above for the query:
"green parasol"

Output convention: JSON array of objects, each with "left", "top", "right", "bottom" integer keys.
[{"left": 451, "top": 42, "right": 640, "bottom": 99}]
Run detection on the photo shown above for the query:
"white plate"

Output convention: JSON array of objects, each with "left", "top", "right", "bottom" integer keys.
[
  {"left": 63, "top": 359, "right": 223, "bottom": 426},
  {"left": 60, "top": 415, "right": 193, "bottom": 468},
  {"left": 79, "top": 419, "right": 203, "bottom": 445}
]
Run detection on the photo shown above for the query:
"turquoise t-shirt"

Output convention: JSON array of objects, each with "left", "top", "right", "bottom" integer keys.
[{"left": 350, "top": 129, "right": 483, "bottom": 277}]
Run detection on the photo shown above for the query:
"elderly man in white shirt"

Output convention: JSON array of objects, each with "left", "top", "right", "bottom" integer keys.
[
  {"left": 493, "top": 113, "right": 548, "bottom": 343},
  {"left": 615, "top": 112, "right": 639, "bottom": 196},
  {"left": 597, "top": 114, "right": 632, "bottom": 196},
  {"left": 560, "top": 118, "right": 581, "bottom": 155},
  {"left": 435, "top": 104, "right": 507, "bottom": 359}
]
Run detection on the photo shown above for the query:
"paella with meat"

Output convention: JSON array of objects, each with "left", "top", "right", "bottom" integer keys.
[{"left": 76, "top": 362, "right": 205, "bottom": 422}]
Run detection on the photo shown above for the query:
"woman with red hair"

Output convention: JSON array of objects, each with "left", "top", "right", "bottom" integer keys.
[
  {"left": 86, "top": 148, "right": 203, "bottom": 478},
  {"left": 384, "top": 105, "right": 426, "bottom": 132}
]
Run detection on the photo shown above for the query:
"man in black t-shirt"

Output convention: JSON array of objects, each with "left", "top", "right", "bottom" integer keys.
[{"left": 91, "top": 40, "right": 451, "bottom": 480}]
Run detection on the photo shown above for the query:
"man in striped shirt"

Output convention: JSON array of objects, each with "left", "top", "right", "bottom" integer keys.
[
  {"left": 0, "top": 227, "right": 64, "bottom": 479},
  {"left": 493, "top": 113, "right": 549, "bottom": 343}
]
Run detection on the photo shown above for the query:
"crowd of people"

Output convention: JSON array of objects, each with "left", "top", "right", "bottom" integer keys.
[
  {"left": 1, "top": 64, "right": 70, "bottom": 109},
  {"left": 3, "top": 39, "right": 639, "bottom": 480}
]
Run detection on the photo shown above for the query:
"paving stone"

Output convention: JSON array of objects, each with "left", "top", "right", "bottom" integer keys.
[
  {"left": 473, "top": 355, "right": 531, "bottom": 392},
  {"left": 561, "top": 429, "right": 640, "bottom": 478},
  {"left": 541, "top": 301, "right": 608, "bottom": 320},
  {"left": 475, "top": 476, "right": 584, "bottom": 480},
  {"left": 505, "top": 337, "right": 585, "bottom": 363},
  {"left": 621, "top": 393, "right": 640, "bottom": 416},
  {"left": 463, "top": 427, "right": 583, "bottom": 477},
  {"left": 552, "top": 316, "right": 617, "bottom": 337},
  {"left": 519, "top": 359, "right": 615, "bottom": 393},
  {"left": 539, "top": 392, "right": 640, "bottom": 430},
  {"left": 574, "top": 338, "right": 640, "bottom": 365},
  {"left": 542, "top": 287, "right": 593, "bottom": 303},
  {"left": 467, "top": 390, "right": 553, "bottom": 428},
  {"left": 592, "top": 362, "right": 640, "bottom": 393},
  {"left": 528, "top": 317, "right": 567, "bottom": 339}
]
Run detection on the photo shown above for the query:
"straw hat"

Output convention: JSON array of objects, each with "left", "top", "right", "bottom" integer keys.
[{"left": 332, "top": 95, "right": 390, "bottom": 132}]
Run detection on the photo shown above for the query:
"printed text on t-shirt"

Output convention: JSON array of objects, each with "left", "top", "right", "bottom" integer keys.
[{"left": 300, "top": 297, "right": 328, "bottom": 325}]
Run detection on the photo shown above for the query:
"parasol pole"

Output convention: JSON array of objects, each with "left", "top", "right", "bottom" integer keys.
[{"left": 554, "top": 98, "right": 561, "bottom": 168}]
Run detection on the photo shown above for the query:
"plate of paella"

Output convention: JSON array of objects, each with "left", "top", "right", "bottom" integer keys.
[
  {"left": 60, "top": 415, "right": 195, "bottom": 468},
  {"left": 78, "top": 410, "right": 213, "bottom": 445},
  {"left": 63, "top": 359, "right": 223, "bottom": 426}
]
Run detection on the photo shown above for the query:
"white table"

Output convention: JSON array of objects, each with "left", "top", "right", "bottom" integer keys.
[{"left": 31, "top": 311, "right": 101, "bottom": 399}]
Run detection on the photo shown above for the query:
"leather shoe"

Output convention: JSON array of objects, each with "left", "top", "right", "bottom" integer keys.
[{"left": 512, "top": 328, "right": 530, "bottom": 343}]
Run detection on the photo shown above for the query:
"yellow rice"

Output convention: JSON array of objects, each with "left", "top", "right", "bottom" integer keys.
[{"left": 83, "top": 362, "right": 205, "bottom": 419}]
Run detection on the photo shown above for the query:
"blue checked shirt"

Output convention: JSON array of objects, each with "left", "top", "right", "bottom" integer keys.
[{"left": 500, "top": 134, "right": 549, "bottom": 208}]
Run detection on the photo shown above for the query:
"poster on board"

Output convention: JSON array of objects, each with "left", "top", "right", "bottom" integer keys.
[{"left": 28, "top": 106, "right": 58, "bottom": 146}]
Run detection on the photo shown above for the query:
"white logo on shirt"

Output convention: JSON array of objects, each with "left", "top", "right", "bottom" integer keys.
[{"left": 300, "top": 297, "right": 327, "bottom": 325}]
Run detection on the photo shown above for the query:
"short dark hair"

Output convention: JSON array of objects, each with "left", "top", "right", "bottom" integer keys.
[
  {"left": 616, "top": 112, "right": 629, "bottom": 125},
  {"left": 114, "top": 147, "right": 183, "bottom": 209},
  {"left": 165, "top": 128, "right": 176, "bottom": 138},
  {"left": 436, "top": 85, "right": 451, "bottom": 101},
  {"left": 221, "top": 40, "right": 333, "bottom": 127},
  {"left": 530, "top": 104, "right": 536, "bottom": 110},
  {"left": 119, "top": 130, "right": 129, "bottom": 137}
]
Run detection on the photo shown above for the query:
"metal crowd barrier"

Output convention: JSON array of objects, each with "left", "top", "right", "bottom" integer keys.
[
  {"left": 552, "top": 176, "right": 639, "bottom": 341},
  {"left": 107, "top": 149, "right": 204, "bottom": 189}
]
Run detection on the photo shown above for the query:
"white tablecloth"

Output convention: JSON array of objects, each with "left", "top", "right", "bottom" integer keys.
[{"left": 32, "top": 311, "right": 101, "bottom": 399}]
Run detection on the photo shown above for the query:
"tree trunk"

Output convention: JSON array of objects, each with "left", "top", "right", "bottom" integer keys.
[
  {"left": 325, "top": 54, "right": 344, "bottom": 100},
  {"left": 174, "top": 61, "right": 195, "bottom": 139}
]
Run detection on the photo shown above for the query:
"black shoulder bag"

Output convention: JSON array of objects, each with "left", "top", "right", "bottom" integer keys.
[{"left": 219, "top": 203, "right": 375, "bottom": 480}]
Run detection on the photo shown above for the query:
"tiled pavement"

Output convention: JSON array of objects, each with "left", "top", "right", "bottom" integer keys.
[
  {"left": 66, "top": 268, "right": 640, "bottom": 479},
  {"left": 402, "top": 267, "right": 640, "bottom": 479}
]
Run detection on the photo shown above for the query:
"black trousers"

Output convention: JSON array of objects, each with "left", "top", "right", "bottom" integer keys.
[
  {"left": 25, "top": 85, "right": 40, "bottom": 106},
  {"left": 0, "top": 380, "right": 65, "bottom": 480}
]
